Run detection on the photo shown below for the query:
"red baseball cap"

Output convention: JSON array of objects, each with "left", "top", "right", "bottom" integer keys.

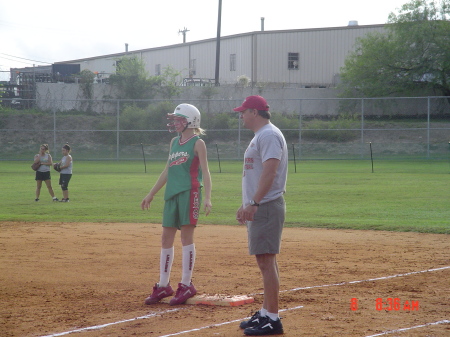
[{"left": 233, "top": 95, "right": 269, "bottom": 112}]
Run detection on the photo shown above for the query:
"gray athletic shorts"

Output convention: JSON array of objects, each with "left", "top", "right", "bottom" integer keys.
[{"left": 247, "top": 196, "right": 285, "bottom": 255}]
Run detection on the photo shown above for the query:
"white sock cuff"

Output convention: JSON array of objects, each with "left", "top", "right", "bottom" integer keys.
[
  {"left": 182, "top": 243, "right": 195, "bottom": 251},
  {"left": 162, "top": 246, "right": 174, "bottom": 254}
]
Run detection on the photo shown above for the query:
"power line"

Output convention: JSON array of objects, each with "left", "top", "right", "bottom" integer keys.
[
  {"left": 0, "top": 55, "right": 35, "bottom": 66},
  {"left": 0, "top": 53, "right": 52, "bottom": 65}
]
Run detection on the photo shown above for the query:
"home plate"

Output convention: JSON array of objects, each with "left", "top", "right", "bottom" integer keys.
[{"left": 161, "top": 294, "right": 254, "bottom": 306}]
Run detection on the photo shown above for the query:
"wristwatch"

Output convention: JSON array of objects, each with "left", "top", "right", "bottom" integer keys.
[{"left": 249, "top": 200, "right": 260, "bottom": 207}]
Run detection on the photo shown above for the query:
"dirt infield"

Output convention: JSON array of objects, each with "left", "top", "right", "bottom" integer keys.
[{"left": 1, "top": 222, "right": 449, "bottom": 337}]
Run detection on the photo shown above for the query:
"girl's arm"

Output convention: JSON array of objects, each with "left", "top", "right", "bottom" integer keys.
[
  {"left": 195, "top": 139, "right": 212, "bottom": 216},
  {"left": 141, "top": 137, "right": 175, "bottom": 210},
  {"left": 60, "top": 155, "right": 72, "bottom": 169},
  {"left": 141, "top": 163, "right": 169, "bottom": 210},
  {"left": 45, "top": 154, "right": 53, "bottom": 166}
]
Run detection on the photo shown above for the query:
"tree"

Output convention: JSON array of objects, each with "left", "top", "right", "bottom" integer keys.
[
  {"left": 157, "top": 65, "right": 182, "bottom": 99},
  {"left": 79, "top": 69, "right": 95, "bottom": 100},
  {"left": 339, "top": 0, "right": 450, "bottom": 101},
  {"left": 108, "top": 57, "right": 183, "bottom": 101},
  {"left": 109, "top": 56, "right": 161, "bottom": 100}
]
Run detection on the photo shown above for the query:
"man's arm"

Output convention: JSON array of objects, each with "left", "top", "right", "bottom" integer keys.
[
  {"left": 252, "top": 158, "right": 280, "bottom": 204},
  {"left": 240, "top": 158, "right": 280, "bottom": 223}
]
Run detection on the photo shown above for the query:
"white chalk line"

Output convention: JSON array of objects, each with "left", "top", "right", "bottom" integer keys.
[
  {"left": 365, "top": 319, "right": 450, "bottom": 336},
  {"left": 158, "top": 305, "right": 304, "bottom": 337},
  {"left": 39, "top": 308, "right": 183, "bottom": 337},
  {"left": 38, "top": 265, "right": 450, "bottom": 337},
  {"left": 252, "top": 265, "right": 450, "bottom": 296}
]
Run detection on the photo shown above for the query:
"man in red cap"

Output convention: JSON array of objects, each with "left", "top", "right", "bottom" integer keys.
[{"left": 234, "top": 95, "right": 288, "bottom": 336}]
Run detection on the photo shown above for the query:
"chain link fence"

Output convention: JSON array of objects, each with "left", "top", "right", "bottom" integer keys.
[{"left": 0, "top": 97, "right": 449, "bottom": 162}]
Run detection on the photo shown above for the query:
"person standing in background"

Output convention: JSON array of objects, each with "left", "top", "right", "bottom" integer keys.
[
  {"left": 57, "top": 144, "right": 73, "bottom": 202},
  {"left": 34, "top": 144, "right": 58, "bottom": 202}
]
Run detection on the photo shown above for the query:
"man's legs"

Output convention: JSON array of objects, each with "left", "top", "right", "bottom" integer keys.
[
  {"left": 241, "top": 253, "right": 283, "bottom": 335},
  {"left": 255, "top": 253, "right": 279, "bottom": 315}
]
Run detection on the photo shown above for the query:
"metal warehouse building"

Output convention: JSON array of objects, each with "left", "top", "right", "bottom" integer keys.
[{"left": 54, "top": 23, "right": 386, "bottom": 88}]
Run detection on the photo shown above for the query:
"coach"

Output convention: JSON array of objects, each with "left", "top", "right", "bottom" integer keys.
[{"left": 234, "top": 95, "right": 288, "bottom": 336}]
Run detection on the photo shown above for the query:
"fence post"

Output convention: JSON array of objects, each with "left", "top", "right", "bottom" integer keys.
[
  {"left": 298, "top": 99, "right": 303, "bottom": 160},
  {"left": 116, "top": 100, "right": 120, "bottom": 160},
  {"left": 361, "top": 98, "right": 365, "bottom": 158},
  {"left": 53, "top": 108, "right": 56, "bottom": 155},
  {"left": 237, "top": 106, "right": 241, "bottom": 159},
  {"left": 298, "top": 113, "right": 302, "bottom": 160},
  {"left": 427, "top": 96, "right": 430, "bottom": 158}
]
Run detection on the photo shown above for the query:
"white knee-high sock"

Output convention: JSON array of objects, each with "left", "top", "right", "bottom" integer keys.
[
  {"left": 159, "top": 247, "right": 174, "bottom": 287},
  {"left": 181, "top": 244, "right": 196, "bottom": 286}
]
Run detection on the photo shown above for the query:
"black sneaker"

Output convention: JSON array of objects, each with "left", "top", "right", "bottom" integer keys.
[
  {"left": 35, "top": 198, "right": 39, "bottom": 202},
  {"left": 244, "top": 316, "right": 284, "bottom": 336},
  {"left": 240, "top": 311, "right": 262, "bottom": 329}
]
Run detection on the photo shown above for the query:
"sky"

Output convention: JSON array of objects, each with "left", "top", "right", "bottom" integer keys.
[{"left": 0, "top": 0, "right": 410, "bottom": 81}]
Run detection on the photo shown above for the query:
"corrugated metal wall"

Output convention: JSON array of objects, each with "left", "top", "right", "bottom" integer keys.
[
  {"left": 218, "top": 35, "right": 254, "bottom": 85},
  {"left": 70, "top": 24, "right": 386, "bottom": 87},
  {"left": 252, "top": 25, "right": 385, "bottom": 86}
]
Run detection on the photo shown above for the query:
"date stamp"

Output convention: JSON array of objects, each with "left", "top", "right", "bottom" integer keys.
[{"left": 350, "top": 298, "right": 419, "bottom": 311}]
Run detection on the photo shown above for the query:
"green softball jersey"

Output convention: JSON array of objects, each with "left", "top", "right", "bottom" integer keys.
[{"left": 164, "top": 135, "right": 203, "bottom": 201}]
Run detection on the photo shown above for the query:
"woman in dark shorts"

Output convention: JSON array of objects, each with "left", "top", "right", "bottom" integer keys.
[{"left": 34, "top": 144, "right": 58, "bottom": 202}]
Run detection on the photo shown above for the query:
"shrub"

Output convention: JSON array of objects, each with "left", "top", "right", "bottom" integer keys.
[
  {"left": 98, "top": 102, "right": 174, "bottom": 145},
  {"left": 302, "top": 114, "right": 360, "bottom": 142}
]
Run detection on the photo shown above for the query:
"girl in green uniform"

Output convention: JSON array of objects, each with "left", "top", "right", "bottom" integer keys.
[{"left": 141, "top": 103, "right": 212, "bottom": 305}]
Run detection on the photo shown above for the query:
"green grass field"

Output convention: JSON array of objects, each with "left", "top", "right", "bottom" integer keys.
[{"left": 0, "top": 160, "right": 449, "bottom": 233}]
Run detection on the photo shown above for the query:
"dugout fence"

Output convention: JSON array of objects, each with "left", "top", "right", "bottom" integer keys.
[{"left": 0, "top": 96, "right": 449, "bottom": 161}]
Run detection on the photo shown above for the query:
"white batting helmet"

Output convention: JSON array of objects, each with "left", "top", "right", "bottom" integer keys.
[{"left": 167, "top": 104, "right": 201, "bottom": 132}]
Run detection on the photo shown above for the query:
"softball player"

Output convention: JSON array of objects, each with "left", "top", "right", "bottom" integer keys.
[
  {"left": 57, "top": 144, "right": 73, "bottom": 202},
  {"left": 33, "top": 144, "right": 59, "bottom": 202},
  {"left": 141, "top": 103, "right": 212, "bottom": 306}
]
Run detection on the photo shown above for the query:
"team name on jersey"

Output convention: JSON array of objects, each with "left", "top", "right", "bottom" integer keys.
[
  {"left": 169, "top": 151, "right": 189, "bottom": 161},
  {"left": 169, "top": 151, "right": 190, "bottom": 167}
]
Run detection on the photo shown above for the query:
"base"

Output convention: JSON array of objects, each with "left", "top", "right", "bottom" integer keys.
[{"left": 161, "top": 294, "right": 254, "bottom": 306}]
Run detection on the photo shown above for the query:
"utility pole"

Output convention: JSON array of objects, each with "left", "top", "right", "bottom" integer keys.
[
  {"left": 178, "top": 27, "right": 190, "bottom": 43},
  {"left": 215, "top": 0, "right": 222, "bottom": 86}
]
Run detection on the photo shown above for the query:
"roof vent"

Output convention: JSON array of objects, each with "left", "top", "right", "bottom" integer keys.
[{"left": 348, "top": 20, "right": 358, "bottom": 26}]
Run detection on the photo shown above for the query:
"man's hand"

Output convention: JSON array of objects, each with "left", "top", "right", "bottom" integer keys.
[
  {"left": 236, "top": 204, "right": 258, "bottom": 224},
  {"left": 236, "top": 205, "right": 245, "bottom": 225}
]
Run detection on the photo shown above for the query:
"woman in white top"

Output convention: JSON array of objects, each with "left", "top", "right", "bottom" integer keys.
[{"left": 33, "top": 144, "right": 58, "bottom": 202}]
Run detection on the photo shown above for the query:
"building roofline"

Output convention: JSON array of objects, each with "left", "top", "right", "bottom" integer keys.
[{"left": 54, "top": 23, "right": 387, "bottom": 65}]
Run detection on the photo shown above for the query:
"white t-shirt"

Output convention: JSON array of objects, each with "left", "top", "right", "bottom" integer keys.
[{"left": 242, "top": 123, "right": 288, "bottom": 206}]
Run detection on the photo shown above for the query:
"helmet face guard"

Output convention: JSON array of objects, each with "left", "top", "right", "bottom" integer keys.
[
  {"left": 167, "top": 115, "right": 188, "bottom": 133},
  {"left": 171, "top": 104, "right": 201, "bottom": 129}
]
